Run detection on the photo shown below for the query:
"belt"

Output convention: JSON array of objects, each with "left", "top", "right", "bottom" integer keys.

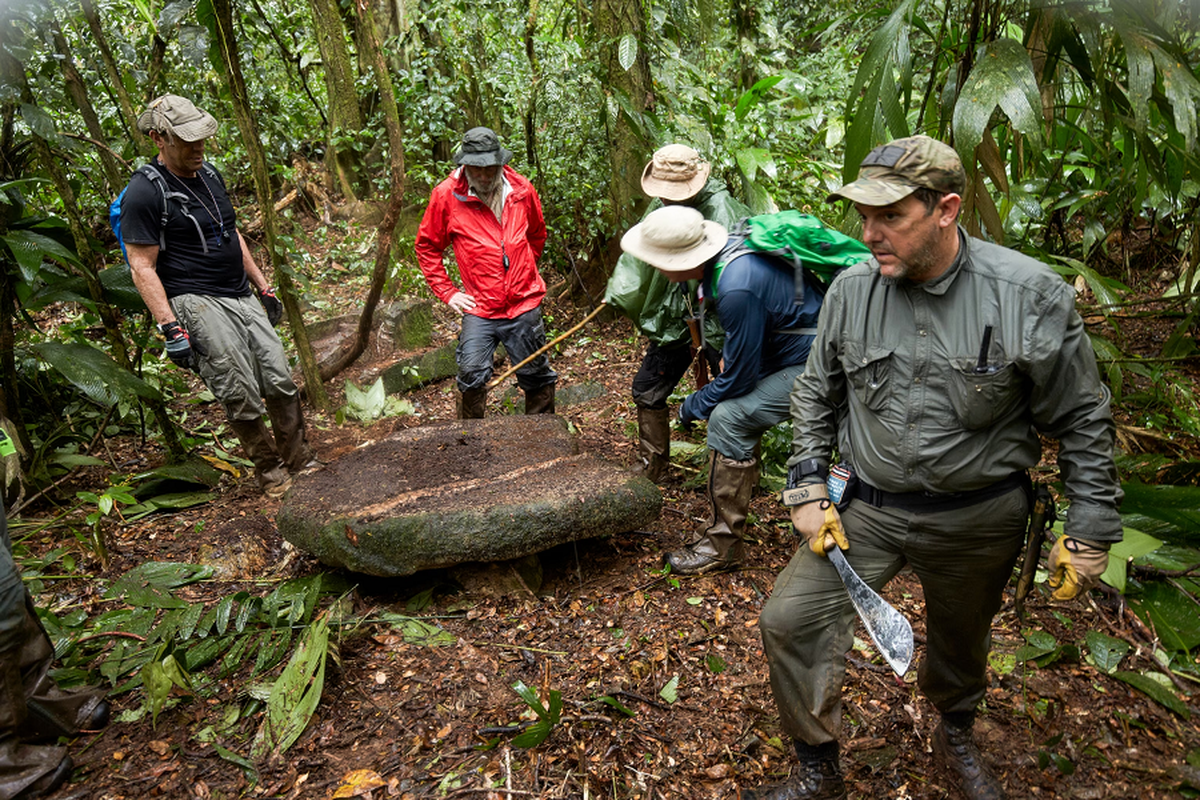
[{"left": 856, "top": 471, "right": 1030, "bottom": 513}]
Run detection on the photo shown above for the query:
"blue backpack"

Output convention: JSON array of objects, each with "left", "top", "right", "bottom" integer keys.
[{"left": 109, "top": 163, "right": 220, "bottom": 263}]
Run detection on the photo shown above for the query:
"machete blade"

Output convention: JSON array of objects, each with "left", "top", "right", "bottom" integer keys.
[{"left": 828, "top": 547, "right": 914, "bottom": 677}]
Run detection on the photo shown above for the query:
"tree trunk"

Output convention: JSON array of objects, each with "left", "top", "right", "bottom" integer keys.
[
  {"left": 591, "top": 0, "right": 654, "bottom": 295},
  {"left": 210, "top": 0, "right": 331, "bottom": 410},
  {"left": 522, "top": 0, "right": 541, "bottom": 174},
  {"left": 731, "top": 0, "right": 757, "bottom": 93},
  {"left": 79, "top": 0, "right": 151, "bottom": 156},
  {"left": 49, "top": 18, "right": 124, "bottom": 194},
  {"left": 319, "top": 0, "right": 406, "bottom": 380},
  {"left": 308, "top": 0, "right": 365, "bottom": 200}
]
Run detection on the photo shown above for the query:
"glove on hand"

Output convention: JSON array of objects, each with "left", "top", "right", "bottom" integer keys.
[
  {"left": 676, "top": 407, "right": 695, "bottom": 432},
  {"left": 160, "top": 321, "right": 196, "bottom": 370},
  {"left": 791, "top": 498, "right": 849, "bottom": 557},
  {"left": 1047, "top": 536, "right": 1110, "bottom": 600},
  {"left": 259, "top": 288, "right": 283, "bottom": 326}
]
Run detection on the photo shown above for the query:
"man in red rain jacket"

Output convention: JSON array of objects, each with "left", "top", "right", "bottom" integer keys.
[{"left": 415, "top": 127, "right": 556, "bottom": 418}]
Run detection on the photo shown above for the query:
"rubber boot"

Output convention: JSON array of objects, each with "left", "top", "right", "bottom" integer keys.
[
  {"left": 457, "top": 388, "right": 488, "bottom": 420},
  {"left": 523, "top": 384, "right": 555, "bottom": 415},
  {"left": 227, "top": 417, "right": 292, "bottom": 498},
  {"left": 743, "top": 742, "right": 847, "bottom": 799},
  {"left": 631, "top": 406, "right": 671, "bottom": 484},
  {"left": 933, "top": 714, "right": 1005, "bottom": 800},
  {"left": 265, "top": 395, "right": 319, "bottom": 474},
  {"left": 17, "top": 595, "right": 109, "bottom": 743},
  {"left": 664, "top": 451, "right": 757, "bottom": 574},
  {"left": 0, "top": 658, "right": 72, "bottom": 800}
]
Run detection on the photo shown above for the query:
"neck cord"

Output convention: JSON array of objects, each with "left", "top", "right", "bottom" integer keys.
[{"left": 160, "top": 161, "right": 228, "bottom": 243}]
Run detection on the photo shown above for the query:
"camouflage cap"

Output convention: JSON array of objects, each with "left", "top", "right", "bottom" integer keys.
[{"left": 827, "top": 135, "right": 965, "bottom": 205}]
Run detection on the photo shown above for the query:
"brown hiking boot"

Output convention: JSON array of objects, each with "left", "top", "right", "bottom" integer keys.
[
  {"left": 933, "top": 718, "right": 1005, "bottom": 800},
  {"left": 664, "top": 452, "right": 755, "bottom": 575}
]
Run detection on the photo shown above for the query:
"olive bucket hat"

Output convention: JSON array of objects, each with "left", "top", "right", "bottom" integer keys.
[
  {"left": 136, "top": 95, "right": 219, "bottom": 142},
  {"left": 827, "top": 135, "right": 966, "bottom": 205},
  {"left": 453, "top": 127, "right": 513, "bottom": 167}
]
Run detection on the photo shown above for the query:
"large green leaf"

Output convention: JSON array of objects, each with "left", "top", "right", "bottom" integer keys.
[
  {"left": 32, "top": 341, "right": 161, "bottom": 406},
  {"left": 1129, "top": 581, "right": 1200, "bottom": 652},
  {"left": 1111, "top": 670, "right": 1190, "bottom": 718},
  {"left": 952, "top": 38, "right": 1044, "bottom": 167},
  {"left": 1, "top": 229, "right": 81, "bottom": 282},
  {"left": 1101, "top": 527, "right": 1163, "bottom": 593},
  {"left": 251, "top": 614, "right": 329, "bottom": 761},
  {"left": 1118, "top": 483, "right": 1200, "bottom": 547}
]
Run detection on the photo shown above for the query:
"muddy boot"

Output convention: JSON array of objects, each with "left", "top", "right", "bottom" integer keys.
[
  {"left": 265, "top": 395, "right": 319, "bottom": 474},
  {"left": 457, "top": 388, "right": 488, "bottom": 420},
  {"left": 631, "top": 406, "right": 671, "bottom": 484},
  {"left": 17, "top": 595, "right": 108, "bottom": 743},
  {"left": 743, "top": 742, "right": 846, "bottom": 799},
  {"left": 664, "top": 451, "right": 757, "bottom": 575},
  {"left": 227, "top": 417, "right": 292, "bottom": 498},
  {"left": 933, "top": 714, "right": 1005, "bottom": 800},
  {"left": 0, "top": 659, "right": 72, "bottom": 800},
  {"left": 523, "top": 383, "right": 555, "bottom": 415}
]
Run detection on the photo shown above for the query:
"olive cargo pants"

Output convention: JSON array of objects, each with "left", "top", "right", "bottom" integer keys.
[{"left": 759, "top": 485, "right": 1028, "bottom": 745}]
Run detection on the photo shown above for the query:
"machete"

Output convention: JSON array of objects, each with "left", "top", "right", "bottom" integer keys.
[{"left": 827, "top": 547, "right": 914, "bottom": 677}]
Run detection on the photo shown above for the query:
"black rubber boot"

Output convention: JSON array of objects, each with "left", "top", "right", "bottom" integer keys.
[
  {"left": 933, "top": 715, "right": 1005, "bottom": 800},
  {"left": 265, "top": 395, "right": 319, "bottom": 474},
  {"left": 631, "top": 406, "right": 671, "bottom": 484},
  {"left": 457, "top": 388, "right": 488, "bottom": 419},
  {"left": 743, "top": 741, "right": 847, "bottom": 799},
  {"left": 664, "top": 451, "right": 756, "bottom": 575},
  {"left": 227, "top": 417, "right": 291, "bottom": 498},
  {"left": 523, "top": 383, "right": 556, "bottom": 415}
]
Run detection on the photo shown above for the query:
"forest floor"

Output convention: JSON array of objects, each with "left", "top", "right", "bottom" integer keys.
[{"left": 20, "top": 257, "right": 1200, "bottom": 800}]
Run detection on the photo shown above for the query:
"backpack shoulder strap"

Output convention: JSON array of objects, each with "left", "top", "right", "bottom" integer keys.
[{"left": 138, "top": 162, "right": 210, "bottom": 255}]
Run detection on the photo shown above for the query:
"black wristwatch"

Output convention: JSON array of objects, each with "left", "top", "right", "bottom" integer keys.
[{"left": 786, "top": 458, "right": 826, "bottom": 490}]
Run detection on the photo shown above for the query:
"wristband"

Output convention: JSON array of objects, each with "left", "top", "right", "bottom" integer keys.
[{"left": 782, "top": 481, "right": 829, "bottom": 508}]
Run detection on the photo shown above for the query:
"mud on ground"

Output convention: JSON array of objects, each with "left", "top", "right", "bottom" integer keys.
[{"left": 19, "top": 297, "right": 1200, "bottom": 800}]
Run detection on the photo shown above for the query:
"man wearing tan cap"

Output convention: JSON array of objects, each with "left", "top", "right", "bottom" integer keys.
[
  {"left": 749, "top": 136, "right": 1122, "bottom": 799},
  {"left": 621, "top": 205, "right": 824, "bottom": 575},
  {"left": 121, "top": 94, "right": 318, "bottom": 498},
  {"left": 605, "top": 145, "right": 749, "bottom": 484}
]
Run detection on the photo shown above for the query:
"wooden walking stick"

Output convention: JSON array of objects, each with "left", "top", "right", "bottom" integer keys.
[{"left": 485, "top": 303, "right": 608, "bottom": 390}]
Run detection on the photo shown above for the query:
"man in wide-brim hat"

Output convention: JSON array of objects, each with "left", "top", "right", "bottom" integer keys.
[
  {"left": 604, "top": 144, "right": 749, "bottom": 487},
  {"left": 620, "top": 204, "right": 825, "bottom": 575},
  {"left": 416, "top": 127, "right": 556, "bottom": 418}
]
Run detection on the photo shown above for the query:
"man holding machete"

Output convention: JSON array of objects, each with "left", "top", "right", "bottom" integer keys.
[{"left": 751, "top": 136, "right": 1123, "bottom": 800}]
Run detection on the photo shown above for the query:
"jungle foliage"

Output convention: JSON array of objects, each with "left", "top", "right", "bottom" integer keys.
[{"left": 1, "top": 0, "right": 1199, "bottom": 769}]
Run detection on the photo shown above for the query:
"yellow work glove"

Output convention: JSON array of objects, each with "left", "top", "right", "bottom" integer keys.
[
  {"left": 790, "top": 497, "right": 849, "bottom": 557},
  {"left": 1047, "top": 536, "right": 1110, "bottom": 600}
]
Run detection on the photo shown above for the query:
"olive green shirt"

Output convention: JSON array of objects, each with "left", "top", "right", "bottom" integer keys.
[{"left": 790, "top": 229, "right": 1123, "bottom": 543}]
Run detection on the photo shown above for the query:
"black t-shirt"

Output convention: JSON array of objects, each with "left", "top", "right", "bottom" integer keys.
[{"left": 119, "top": 161, "right": 250, "bottom": 299}]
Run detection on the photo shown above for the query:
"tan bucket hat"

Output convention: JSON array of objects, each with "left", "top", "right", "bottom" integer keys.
[
  {"left": 136, "top": 95, "right": 218, "bottom": 142},
  {"left": 827, "top": 135, "right": 966, "bottom": 205},
  {"left": 621, "top": 206, "right": 727, "bottom": 273},
  {"left": 641, "top": 144, "right": 712, "bottom": 201}
]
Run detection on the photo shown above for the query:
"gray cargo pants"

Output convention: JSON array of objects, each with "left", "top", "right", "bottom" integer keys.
[
  {"left": 759, "top": 485, "right": 1028, "bottom": 745},
  {"left": 170, "top": 293, "right": 299, "bottom": 421}
]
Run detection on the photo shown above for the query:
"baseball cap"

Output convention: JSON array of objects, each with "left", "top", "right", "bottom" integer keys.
[
  {"left": 827, "top": 135, "right": 965, "bottom": 205},
  {"left": 136, "top": 95, "right": 218, "bottom": 142}
]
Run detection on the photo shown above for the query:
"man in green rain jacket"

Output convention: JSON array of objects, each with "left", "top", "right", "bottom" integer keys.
[{"left": 604, "top": 144, "right": 749, "bottom": 483}]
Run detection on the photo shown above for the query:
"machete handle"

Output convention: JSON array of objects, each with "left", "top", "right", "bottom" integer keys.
[{"left": 1015, "top": 485, "right": 1056, "bottom": 619}]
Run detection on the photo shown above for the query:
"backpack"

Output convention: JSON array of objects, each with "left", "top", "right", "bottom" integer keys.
[
  {"left": 110, "top": 163, "right": 220, "bottom": 263},
  {"left": 712, "top": 210, "right": 871, "bottom": 303}
]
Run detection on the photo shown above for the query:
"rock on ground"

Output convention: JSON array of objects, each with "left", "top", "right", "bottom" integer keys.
[{"left": 277, "top": 415, "right": 661, "bottom": 576}]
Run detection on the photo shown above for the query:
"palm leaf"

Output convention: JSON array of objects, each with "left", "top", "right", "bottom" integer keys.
[
  {"left": 952, "top": 38, "right": 1044, "bottom": 169},
  {"left": 32, "top": 341, "right": 161, "bottom": 406}
]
